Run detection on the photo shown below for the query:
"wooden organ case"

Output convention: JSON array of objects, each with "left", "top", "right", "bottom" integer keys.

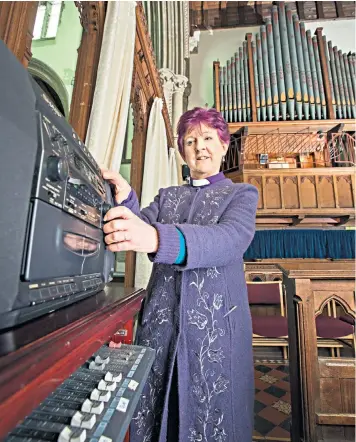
[
  {"left": 214, "top": 1, "right": 355, "bottom": 228},
  {"left": 0, "top": 1, "right": 173, "bottom": 440}
]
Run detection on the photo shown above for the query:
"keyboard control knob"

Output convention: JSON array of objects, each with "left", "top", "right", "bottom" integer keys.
[
  {"left": 95, "top": 355, "right": 110, "bottom": 365},
  {"left": 81, "top": 399, "right": 104, "bottom": 415},
  {"left": 89, "top": 361, "right": 106, "bottom": 371},
  {"left": 71, "top": 411, "right": 96, "bottom": 430},
  {"left": 58, "top": 426, "right": 86, "bottom": 442},
  {"left": 102, "top": 203, "right": 112, "bottom": 217},
  {"left": 98, "top": 379, "right": 117, "bottom": 392},
  {"left": 47, "top": 155, "right": 69, "bottom": 182},
  {"left": 105, "top": 371, "right": 122, "bottom": 383},
  {"left": 90, "top": 388, "right": 111, "bottom": 402}
]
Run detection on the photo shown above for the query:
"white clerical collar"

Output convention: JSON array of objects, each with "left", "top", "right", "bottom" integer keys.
[{"left": 190, "top": 178, "right": 210, "bottom": 187}]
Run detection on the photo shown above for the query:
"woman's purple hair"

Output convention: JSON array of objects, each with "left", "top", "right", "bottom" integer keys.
[{"left": 177, "top": 107, "right": 230, "bottom": 157}]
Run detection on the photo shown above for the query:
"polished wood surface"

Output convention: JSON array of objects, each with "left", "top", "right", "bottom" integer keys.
[
  {"left": 0, "top": 284, "right": 145, "bottom": 439},
  {"left": 69, "top": 1, "right": 106, "bottom": 141},
  {"left": 0, "top": 1, "right": 38, "bottom": 67},
  {"left": 279, "top": 262, "right": 355, "bottom": 442},
  {"left": 229, "top": 167, "right": 355, "bottom": 226}
]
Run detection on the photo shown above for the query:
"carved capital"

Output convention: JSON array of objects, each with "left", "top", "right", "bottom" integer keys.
[
  {"left": 75, "top": 1, "right": 102, "bottom": 33},
  {"left": 159, "top": 68, "right": 175, "bottom": 89},
  {"left": 173, "top": 74, "right": 189, "bottom": 94}
]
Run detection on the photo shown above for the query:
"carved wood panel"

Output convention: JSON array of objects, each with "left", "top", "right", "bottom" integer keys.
[
  {"left": 0, "top": 1, "right": 38, "bottom": 67},
  {"left": 69, "top": 1, "right": 106, "bottom": 141}
]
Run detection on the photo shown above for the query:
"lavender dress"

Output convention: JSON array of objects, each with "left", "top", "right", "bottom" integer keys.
[{"left": 123, "top": 174, "right": 258, "bottom": 442}]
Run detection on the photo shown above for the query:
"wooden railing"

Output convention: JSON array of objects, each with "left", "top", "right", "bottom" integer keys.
[{"left": 230, "top": 167, "right": 355, "bottom": 217}]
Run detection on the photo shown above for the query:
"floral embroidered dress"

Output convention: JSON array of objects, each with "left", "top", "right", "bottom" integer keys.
[{"left": 123, "top": 174, "right": 258, "bottom": 442}]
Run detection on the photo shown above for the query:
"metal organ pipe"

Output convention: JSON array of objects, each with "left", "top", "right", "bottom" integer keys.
[
  {"left": 272, "top": 5, "right": 287, "bottom": 121},
  {"left": 293, "top": 15, "right": 309, "bottom": 119},
  {"left": 265, "top": 17, "right": 280, "bottom": 121},
  {"left": 256, "top": 33, "right": 266, "bottom": 121},
  {"left": 215, "top": 3, "right": 354, "bottom": 122},
  {"left": 286, "top": 5, "right": 302, "bottom": 120},
  {"left": 261, "top": 26, "right": 273, "bottom": 121}
]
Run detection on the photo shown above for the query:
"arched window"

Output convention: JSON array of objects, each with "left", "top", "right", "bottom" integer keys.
[
  {"left": 33, "top": 1, "right": 64, "bottom": 40},
  {"left": 28, "top": 58, "right": 69, "bottom": 118}
]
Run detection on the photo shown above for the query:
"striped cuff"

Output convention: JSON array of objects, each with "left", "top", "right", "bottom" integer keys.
[{"left": 174, "top": 228, "right": 187, "bottom": 265}]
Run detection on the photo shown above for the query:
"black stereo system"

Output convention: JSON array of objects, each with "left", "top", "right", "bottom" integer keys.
[{"left": 0, "top": 40, "right": 115, "bottom": 329}]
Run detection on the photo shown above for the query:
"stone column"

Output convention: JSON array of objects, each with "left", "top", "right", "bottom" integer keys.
[
  {"left": 172, "top": 74, "right": 188, "bottom": 132},
  {"left": 172, "top": 74, "right": 189, "bottom": 184},
  {"left": 159, "top": 68, "right": 175, "bottom": 122}
]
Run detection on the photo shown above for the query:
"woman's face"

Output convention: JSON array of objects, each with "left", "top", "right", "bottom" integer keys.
[{"left": 183, "top": 124, "right": 228, "bottom": 179}]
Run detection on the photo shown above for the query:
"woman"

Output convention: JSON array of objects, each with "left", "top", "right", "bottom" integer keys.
[{"left": 102, "top": 107, "right": 258, "bottom": 442}]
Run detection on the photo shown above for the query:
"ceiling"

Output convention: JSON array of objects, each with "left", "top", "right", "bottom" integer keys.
[{"left": 189, "top": 1, "right": 356, "bottom": 32}]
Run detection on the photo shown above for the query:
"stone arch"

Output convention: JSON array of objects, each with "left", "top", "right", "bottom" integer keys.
[{"left": 28, "top": 58, "right": 69, "bottom": 118}]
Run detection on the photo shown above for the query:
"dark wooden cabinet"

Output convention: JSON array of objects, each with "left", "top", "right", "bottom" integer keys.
[
  {"left": 0, "top": 284, "right": 145, "bottom": 439},
  {"left": 280, "top": 262, "right": 355, "bottom": 442}
]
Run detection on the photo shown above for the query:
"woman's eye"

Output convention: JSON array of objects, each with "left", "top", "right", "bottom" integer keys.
[
  {"left": 204, "top": 137, "right": 212, "bottom": 141},
  {"left": 186, "top": 140, "right": 194, "bottom": 146}
]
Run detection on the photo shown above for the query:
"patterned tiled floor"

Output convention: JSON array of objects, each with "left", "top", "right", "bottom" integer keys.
[{"left": 253, "top": 363, "right": 291, "bottom": 441}]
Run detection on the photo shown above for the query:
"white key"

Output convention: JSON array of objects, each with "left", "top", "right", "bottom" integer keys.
[
  {"left": 98, "top": 379, "right": 117, "bottom": 392},
  {"left": 95, "top": 355, "right": 110, "bottom": 365},
  {"left": 89, "top": 361, "right": 106, "bottom": 371},
  {"left": 71, "top": 411, "right": 96, "bottom": 430},
  {"left": 104, "top": 371, "right": 122, "bottom": 383},
  {"left": 90, "top": 388, "right": 111, "bottom": 402},
  {"left": 58, "top": 426, "right": 86, "bottom": 442},
  {"left": 81, "top": 398, "right": 104, "bottom": 415}
]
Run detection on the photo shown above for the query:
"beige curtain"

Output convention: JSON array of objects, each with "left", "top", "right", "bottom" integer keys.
[
  {"left": 85, "top": 1, "right": 136, "bottom": 172},
  {"left": 135, "top": 97, "right": 170, "bottom": 288},
  {"left": 169, "top": 148, "right": 179, "bottom": 186}
]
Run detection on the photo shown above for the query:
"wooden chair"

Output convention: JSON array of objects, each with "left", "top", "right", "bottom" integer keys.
[
  {"left": 316, "top": 298, "right": 355, "bottom": 357},
  {"left": 247, "top": 281, "right": 289, "bottom": 360}
]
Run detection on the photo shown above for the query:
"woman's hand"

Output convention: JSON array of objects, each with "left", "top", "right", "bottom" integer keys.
[
  {"left": 103, "top": 206, "right": 159, "bottom": 253},
  {"left": 101, "top": 168, "right": 131, "bottom": 204}
]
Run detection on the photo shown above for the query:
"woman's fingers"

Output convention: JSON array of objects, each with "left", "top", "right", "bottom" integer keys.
[
  {"left": 107, "top": 242, "right": 131, "bottom": 252},
  {"left": 103, "top": 206, "right": 134, "bottom": 223},
  {"left": 101, "top": 169, "right": 125, "bottom": 187},
  {"left": 103, "top": 218, "right": 130, "bottom": 234},
  {"left": 104, "top": 230, "right": 131, "bottom": 245}
]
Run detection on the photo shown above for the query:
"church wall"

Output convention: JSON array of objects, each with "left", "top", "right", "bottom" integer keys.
[
  {"left": 189, "top": 19, "right": 356, "bottom": 109},
  {"left": 31, "top": 1, "right": 82, "bottom": 105}
]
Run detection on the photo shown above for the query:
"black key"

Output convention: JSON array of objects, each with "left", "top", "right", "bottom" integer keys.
[
  {"left": 51, "top": 390, "right": 88, "bottom": 403},
  {"left": 8, "top": 426, "right": 57, "bottom": 441},
  {"left": 30, "top": 411, "right": 71, "bottom": 426},
  {"left": 42, "top": 399, "right": 81, "bottom": 411}
]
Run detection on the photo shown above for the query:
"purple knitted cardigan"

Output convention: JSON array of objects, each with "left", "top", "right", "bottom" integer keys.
[{"left": 122, "top": 177, "right": 258, "bottom": 442}]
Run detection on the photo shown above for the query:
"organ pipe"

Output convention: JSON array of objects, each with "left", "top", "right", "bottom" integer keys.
[{"left": 215, "top": 3, "right": 354, "bottom": 122}]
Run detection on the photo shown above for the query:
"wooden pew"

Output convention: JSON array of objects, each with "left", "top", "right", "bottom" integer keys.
[{"left": 279, "top": 262, "right": 355, "bottom": 442}]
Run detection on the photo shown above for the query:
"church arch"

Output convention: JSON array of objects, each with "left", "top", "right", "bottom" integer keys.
[{"left": 28, "top": 58, "right": 69, "bottom": 118}]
